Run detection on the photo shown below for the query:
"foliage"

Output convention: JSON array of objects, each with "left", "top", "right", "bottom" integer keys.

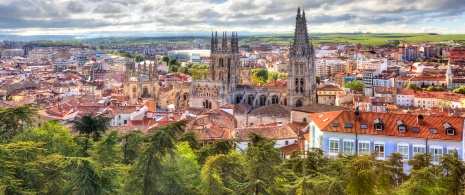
[
  {"left": 406, "top": 83, "right": 421, "bottom": 90},
  {"left": 453, "top": 85, "right": 465, "bottom": 94},
  {"left": 251, "top": 68, "right": 269, "bottom": 85},
  {"left": 427, "top": 86, "right": 445, "bottom": 91},
  {"left": 316, "top": 76, "right": 321, "bottom": 85},
  {"left": 342, "top": 80, "right": 364, "bottom": 91},
  {"left": 0, "top": 105, "right": 38, "bottom": 140}
]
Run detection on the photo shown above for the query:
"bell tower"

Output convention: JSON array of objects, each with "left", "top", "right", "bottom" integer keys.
[{"left": 287, "top": 7, "right": 316, "bottom": 107}]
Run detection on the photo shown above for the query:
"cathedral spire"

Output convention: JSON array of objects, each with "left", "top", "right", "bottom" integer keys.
[
  {"left": 211, "top": 31, "right": 214, "bottom": 52},
  {"left": 222, "top": 31, "right": 227, "bottom": 50},
  {"left": 215, "top": 31, "right": 218, "bottom": 50},
  {"left": 292, "top": 7, "right": 311, "bottom": 58}
]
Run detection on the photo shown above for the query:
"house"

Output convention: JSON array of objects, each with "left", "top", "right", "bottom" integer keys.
[
  {"left": 317, "top": 84, "right": 343, "bottom": 105},
  {"left": 306, "top": 110, "right": 463, "bottom": 172}
]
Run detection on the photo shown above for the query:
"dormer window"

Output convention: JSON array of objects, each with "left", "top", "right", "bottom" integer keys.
[
  {"left": 446, "top": 128, "right": 455, "bottom": 135},
  {"left": 374, "top": 118, "right": 383, "bottom": 130},
  {"left": 397, "top": 119, "right": 406, "bottom": 132},
  {"left": 443, "top": 122, "right": 455, "bottom": 136}
]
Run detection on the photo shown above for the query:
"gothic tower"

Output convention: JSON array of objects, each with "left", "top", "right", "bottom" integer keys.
[
  {"left": 209, "top": 31, "right": 240, "bottom": 104},
  {"left": 287, "top": 7, "right": 316, "bottom": 107}
]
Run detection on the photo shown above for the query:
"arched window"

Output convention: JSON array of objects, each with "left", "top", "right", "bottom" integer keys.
[
  {"left": 296, "top": 99, "right": 303, "bottom": 107},
  {"left": 259, "top": 95, "right": 267, "bottom": 106},
  {"left": 219, "top": 58, "right": 224, "bottom": 67},
  {"left": 236, "top": 95, "right": 242, "bottom": 104},
  {"left": 283, "top": 98, "right": 287, "bottom": 106},
  {"left": 203, "top": 100, "right": 212, "bottom": 109},
  {"left": 248, "top": 94, "right": 255, "bottom": 105},
  {"left": 271, "top": 95, "right": 279, "bottom": 104}
]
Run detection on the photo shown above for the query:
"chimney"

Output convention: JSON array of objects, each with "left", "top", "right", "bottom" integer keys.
[
  {"left": 417, "top": 114, "right": 425, "bottom": 125},
  {"left": 354, "top": 106, "right": 360, "bottom": 121}
]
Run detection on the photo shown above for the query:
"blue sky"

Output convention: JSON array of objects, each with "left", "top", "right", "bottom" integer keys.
[{"left": 0, "top": 0, "right": 464, "bottom": 36}]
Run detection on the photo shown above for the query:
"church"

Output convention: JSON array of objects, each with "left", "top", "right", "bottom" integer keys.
[{"left": 189, "top": 7, "right": 317, "bottom": 110}]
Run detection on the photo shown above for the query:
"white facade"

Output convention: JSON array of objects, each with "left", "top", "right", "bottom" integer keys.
[{"left": 396, "top": 94, "right": 414, "bottom": 107}]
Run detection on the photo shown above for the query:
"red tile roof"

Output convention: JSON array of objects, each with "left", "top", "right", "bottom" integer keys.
[
  {"left": 309, "top": 111, "right": 463, "bottom": 141},
  {"left": 236, "top": 125, "right": 298, "bottom": 140}
]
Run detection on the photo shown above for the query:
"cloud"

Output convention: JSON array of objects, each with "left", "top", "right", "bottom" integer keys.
[{"left": 0, "top": 0, "right": 464, "bottom": 35}]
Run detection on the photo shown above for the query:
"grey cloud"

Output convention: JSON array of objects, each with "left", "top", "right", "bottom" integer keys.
[{"left": 67, "top": 1, "right": 85, "bottom": 13}]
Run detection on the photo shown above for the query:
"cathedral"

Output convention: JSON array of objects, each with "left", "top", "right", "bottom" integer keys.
[
  {"left": 123, "top": 58, "right": 159, "bottom": 100},
  {"left": 189, "top": 7, "right": 316, "bottom": 110}
]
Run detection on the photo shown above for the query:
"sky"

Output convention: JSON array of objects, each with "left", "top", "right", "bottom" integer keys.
[{"left": 1, "top": 0, "right": 465, "bottom": 37}]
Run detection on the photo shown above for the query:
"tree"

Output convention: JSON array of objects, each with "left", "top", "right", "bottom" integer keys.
[
  {"left": 267, "top": 71, "right": 279, "bottom": 83},
  {"left": 161, "top": 56, "right": 170, "bottom": 63},
  {"left": 241, "top": 133, "right": 282, "bottom": 194},
  {"left": 408, "top": 153, "right": 432, "bottom": 171},
  {"left": 427, "top": 86, "right": 445, "bottom": 91},
  {"left": 406, "top": 83, "right": 421, "bottom": 90},
  {"left": 0, "top": 105, "right": 38, "bottom": 139},
  {"left": 342, "top": 80, "right": 364, "bottom": 91},
  {"left": 440, "top": 150, "right": 465, "bottom": 195},
  {"left": 316, "top": 76, "right": 321, "bottom": 85},
  {"left": 252, "top": 68, "right": 269, "bottom": 85},
  {"left": 345, "top": 155, "right": 377, "bottom": 195},
  {"left": 64, "top": 158, "right": 116, "bottom": 195},
  {"left": 201, "top": 152, "right": 245, "bottom": 195},
  {"left": 90, "top": 130, "right": 122, "bottom": 167},
  {"left": 196, "top": 139, "right": 234, "bottom": 165},
  {"left": 134, "top": 54, "right": 144, "bottom": 62},
  {"left": 453, "top": 86, "right": 465, "bottom": 94},
  {"left": 121, "top": 130, "right": 148, "bottom": 164},
  {"left": 13, "top": 120, "right": 78, "bottom": 156},
  {"left": 396, "top": 167, "right": 445, "bottom": 195},
  {"left": 436, "top": 99, "right": 452, "bottom": 112},
  {"left": 126, "top": 121, "right": 187, "bottom": 194},
  {"left": 72, "top": 113, "right": 112, "bottom": 156}
]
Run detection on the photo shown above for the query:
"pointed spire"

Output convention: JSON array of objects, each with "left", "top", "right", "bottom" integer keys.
[
  {"left": 297, "top": 7, "right": 301, "bottom": 18},
  {"left": 302, "top": 9, "right": 306, "bottom": 19},
  {"left": 211, "top": 31, "right": 214, "bottom": 52}
]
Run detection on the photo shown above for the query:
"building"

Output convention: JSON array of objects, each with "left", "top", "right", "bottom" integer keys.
[
  {"left": 123, "top": 59, "right": 159, "bottom": 101},
  {"left": 1, "top": 49, "right": 24, "bottom": 58},
  {"left": 189, "top": 8, "right": 317, "bottom": 110},
  {"left": 450, "top": 48, "right": 465, "bottom": 63},
  {"left": 306, "top": 110, "right": 463, "bottom": 172},
  {"left": 317, "top": 84, "right": 343, "bottom": 105},
  {"left": 167, "top": 50, "right": 210, "bottom": 63}
]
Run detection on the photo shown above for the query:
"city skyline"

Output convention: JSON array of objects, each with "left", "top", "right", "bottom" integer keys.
[{"left": 1, "top": 0, "right": 465, "bottom": 37}]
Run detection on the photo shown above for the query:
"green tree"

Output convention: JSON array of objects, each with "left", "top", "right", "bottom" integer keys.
[
  {"left": 267, "top": 71, "right": 279, "bottom": 83},
  {"left": 122, "top": 130, "right": 148, "bottom": 164},
  {"left": 161, "top": 56, "right": 170, "bottom": 63},
  {"left": 72, "top": 113, "right": 112, "bottom": 156},
  {"left": 427, "top": 86, "right": 445, "bottom": 91},
  {"left": 64, "top": 158, "right": 116, "bottom": 195},
  {"left": 90, "top": 130, "right": 122, "bottom": 167},
  {"left": 406, "top": 83, "right": 421, "bottom": 90},
  {"left": 0, "top": 105, "right": 38, "bottom": 140},
  {"left": 134, "top": 54, "right": 144, "bottom": 62},
  {"left": 196, "top": 139, "right": 234, "bottom": 165},
  {"left": 396, "top": 167, "right": 445, "bottom": 195},
  {"left": 252, "top": 68, "right": 268, "bottom": 85},
  {"left": 126, "top": 120, "right": 187, "bottom": 194},
  {"left": 408, "top": 153, "right": 432, "bottom": 171},
  {"left": 241, "top": 133, "right": 282, "bottom": 194},
  {"left": 440, "top": 150, "right": 465, "bottom": 195},
  {"left": 316, "top": 76, "right": 321, "bottom": 85},
  {"left": 201, "top": 152, "right": 245, "bottom": 195},
  {"left": 342, "top": 80, "right": 364, "bottom": 91},
  {"left": 345, "top": 155, "right": 377, "bottom": 195},
  {"left": 13, "top": 120, "right": 78, "bottom": 156},
  {"left": 453, "top": 85, "right": 465, "bottom": 94}
]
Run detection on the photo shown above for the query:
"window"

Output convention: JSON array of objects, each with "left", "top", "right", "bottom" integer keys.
[
  {"left": 412, "top": 126, "right": 420, "bottom": 133},
  {"left": 447, "top": 147, "right": 459, "bottom": 155},
  {"left": 413, "top": 145, "right": 426, "bottom": 157},
  {"left": 333, "top": 122, "right": 338, "bottom": 127},
  {"left": 361, "top": 124, "right": 368, "bottom": 129},
  {"left": 374, "top": 142, "right": 385, "bottom": 159},
  {"left": 344, "top": 122, "right": 353, "bottom": 128},
  {"left": 343, "top": 140, "right": 355, "bottom": 155},
  {"left": 398, "top": 125, "right": 406, "bottom": 132},
  {"left": 397, "top": 144, "right": 409, "bottom": 160},
  {"left": 124, "top": 120, "right": 127, "bottom": 124},
  {"left": 430, "top": 146, "right": 443, "bottom": 164},
  {"left": 430, "top": 128, "right": 438, "bottom": 134},
  {"left": 285, "top": 140, "right": 289, "bottom": 145},
  {"left": 446, "top": 128, "right": 455, "bottom": 135},
  {"left": 118, "top": 115, "right": 121, "bottom": 119},
  {"left": 329, "top": 138, "right": 339, "bottom": 154},
  {"left": 358, "top": 141, "right": 370, "bottom": 155},
  {"left": 375, "top": 124, "right": 383, "bottom": 130}
]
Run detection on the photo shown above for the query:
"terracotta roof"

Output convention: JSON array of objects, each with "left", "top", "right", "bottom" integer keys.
[
  {"left": 317, "top": 84, "right": 343, "bottom": 91},
  {"left": 292, "top": 103, "right": 351, "bottom": 113},
  {"left": 249, "top": 104, "right": 292, "bottom": 117},
  {"left": 309, "top": 111, "right": 463, "bottom": 141},
  {"left": 410, "top": 76, "right": 446, "bottom": 81},
  {"left": 236, "top": 125, "right": 298, "bottom": 140},
  {"left": 234, "top": 103, "right": 253, "bottom": 114},
  {"left": 262, "top": 79, "right": 287, "bottom": 87}
]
